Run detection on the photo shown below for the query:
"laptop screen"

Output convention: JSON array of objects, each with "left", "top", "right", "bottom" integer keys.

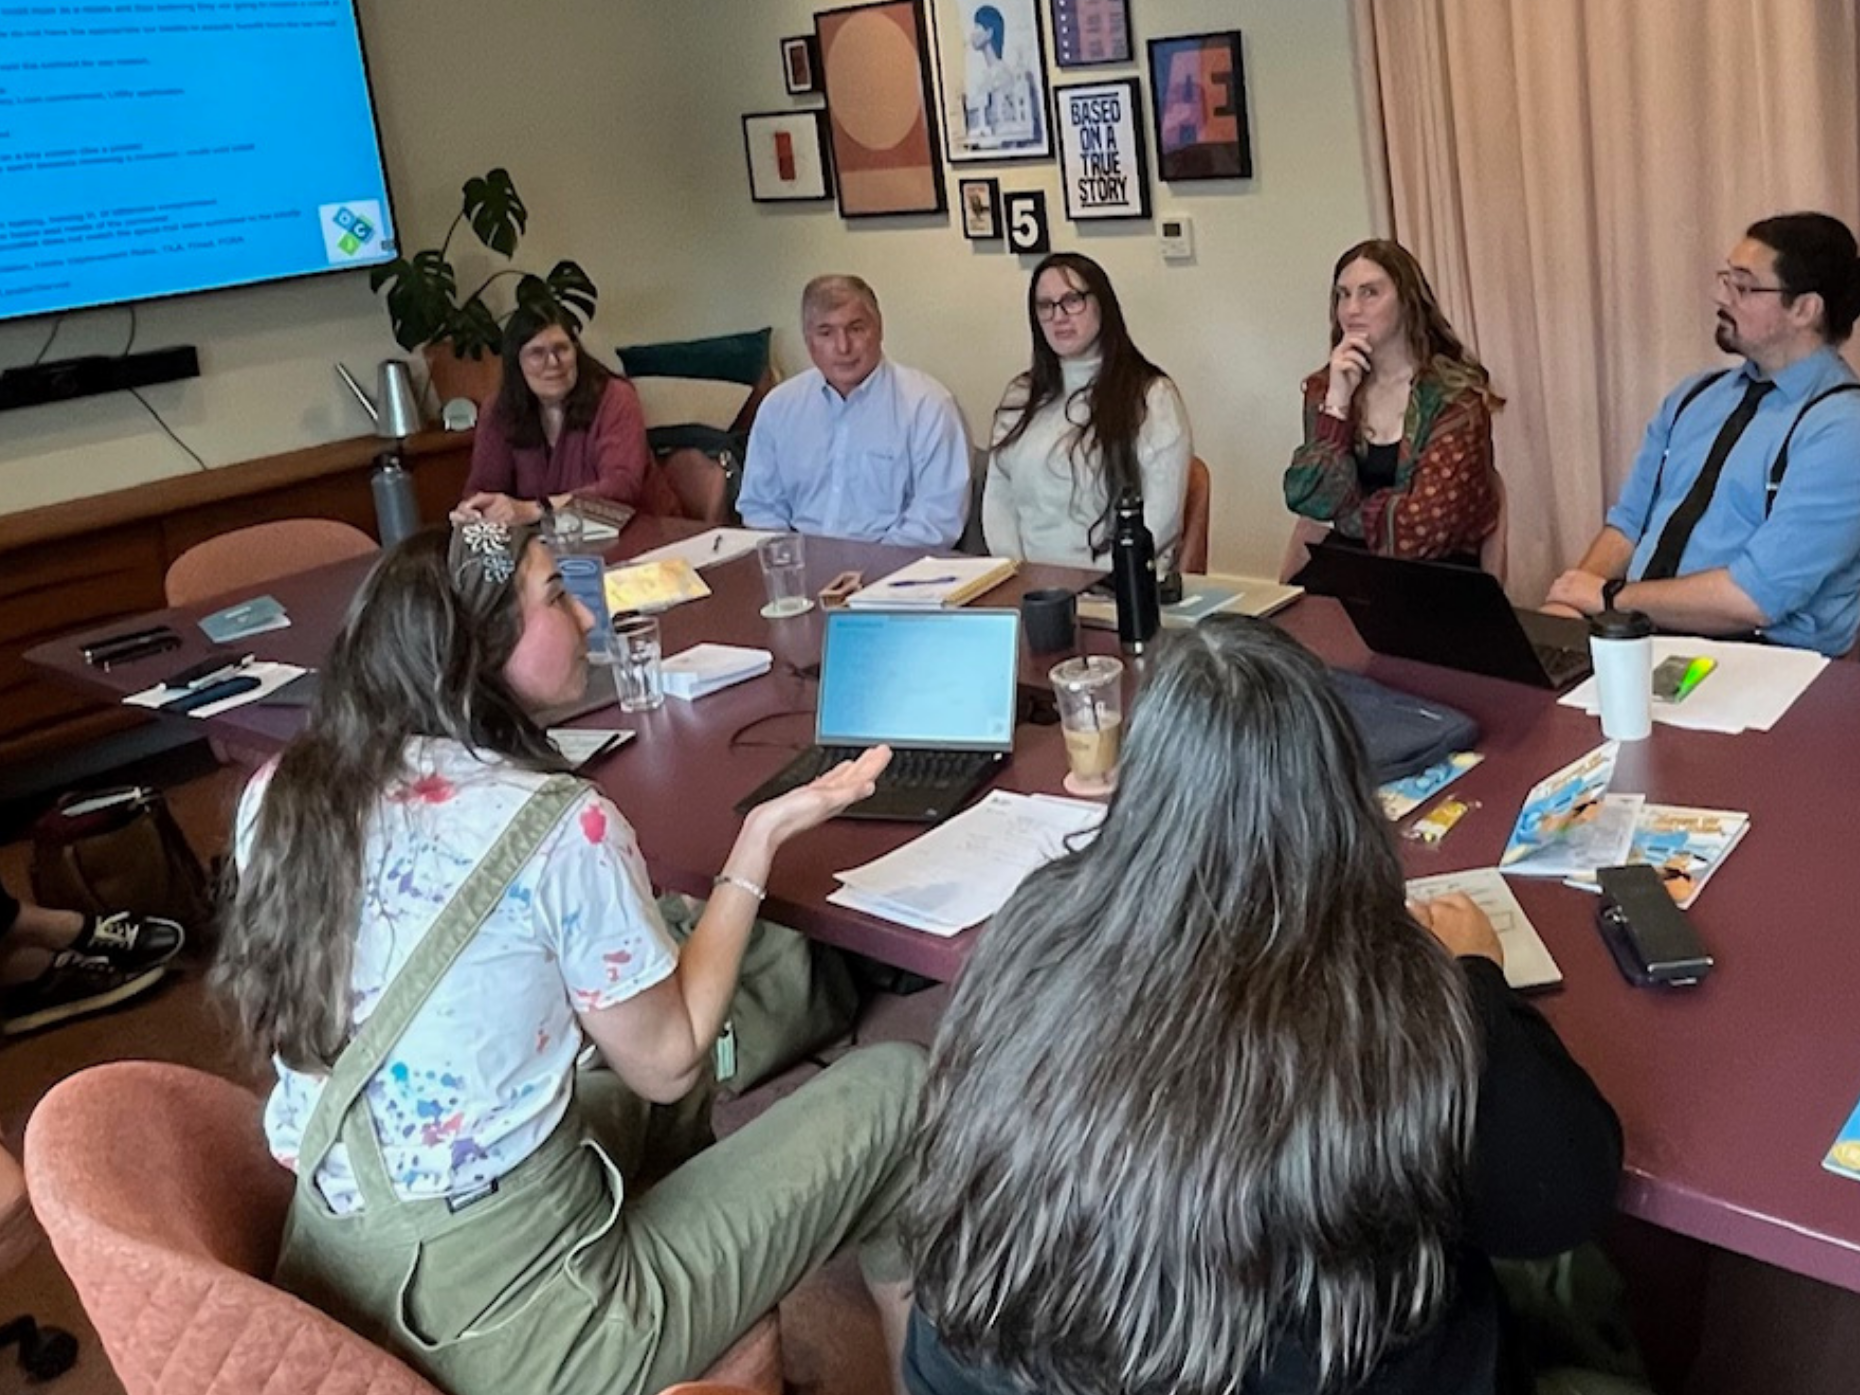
[{"left": 816, "top": 609, "right": 1021, "bottom": 751}]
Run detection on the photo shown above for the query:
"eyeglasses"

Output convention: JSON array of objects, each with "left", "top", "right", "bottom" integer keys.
[
  {"left": 520, "top": 342, "right": 575, "bottom": 367},
  {"left": 1034, "top": 290, "right": 1092, "bottom": 321},
  {"left": 1715, "top": 269, "right": 1789, "bottom": 301}
]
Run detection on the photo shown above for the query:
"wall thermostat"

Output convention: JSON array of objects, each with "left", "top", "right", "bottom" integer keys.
[{"left": 1159, "top": 214, "right": 1195, "bottom": 262}]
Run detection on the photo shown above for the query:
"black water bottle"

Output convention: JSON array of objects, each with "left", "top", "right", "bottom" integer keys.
[{"left": 1110, "top": 490, "right": 1161, "bottom": 654}]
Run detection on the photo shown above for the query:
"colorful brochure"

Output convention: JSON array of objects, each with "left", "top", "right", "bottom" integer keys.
[
  {"left": 1380, "top": 752, "right": 1484, "bottom": 821},
  {"left": 199, "top": 594, "right": 289, "bottom": 643},
  {"left": 1825, "top": 1094, "right": 1860, "bottom": 1183},
  {"left": 1563, "top": 805, "right": 1751, "bottom": 909},
  {"left": 602, "top": 558, "right": 712, "bottom": 615},
  {"left": 1499, "top": 742, "right": 1638, "bottom": 878}
]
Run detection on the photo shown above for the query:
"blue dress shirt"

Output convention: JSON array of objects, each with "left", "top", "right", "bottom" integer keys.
[
  {"left": 738, "top": 359, "right": 971, "bottom": 547},
  {"left": 1606, "top": 345, "right": 1860, "bottom": 655}
]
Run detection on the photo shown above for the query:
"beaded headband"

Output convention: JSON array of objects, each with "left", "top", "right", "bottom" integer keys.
[{"left": 448, "top": 518, "right": 536, "bottom": 593}]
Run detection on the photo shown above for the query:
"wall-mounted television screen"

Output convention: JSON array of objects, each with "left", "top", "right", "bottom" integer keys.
[{"left": 0, "top": 0, "right": 396, "bottom": 324}]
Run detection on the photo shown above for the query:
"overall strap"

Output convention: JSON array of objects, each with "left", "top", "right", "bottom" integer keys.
[
  {"left": 1765, "top": 383, "right": 1860, "bottom": 517},
  {"left": 295, "top": 774, "right": 585, "bottom": 1202},
  {"left": 1644, "top": 369, "right": 1731, "bottom": 534}
]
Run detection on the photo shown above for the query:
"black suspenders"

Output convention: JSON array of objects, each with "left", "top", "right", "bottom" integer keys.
[{"left": 1646, "top": 370, "right": 1860, "bottom": 530}]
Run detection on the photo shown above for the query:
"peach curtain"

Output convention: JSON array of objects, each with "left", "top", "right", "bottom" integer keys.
[{"left": 1351, "top": 0, "right": 1860, "bottom": 599}]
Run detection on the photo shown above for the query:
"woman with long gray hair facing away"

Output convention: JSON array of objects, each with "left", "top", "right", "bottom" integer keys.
[
  {"left": 903, "top": 617, "right": 1637, "bottom": 1395},
  {"left": 215, "top": 520, "right": 924, "bottom": 1395}
]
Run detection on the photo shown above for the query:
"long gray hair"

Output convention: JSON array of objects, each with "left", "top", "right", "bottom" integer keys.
[
  {"left": 904, "top": 618, "right": 1481, "bottom": 1393},
  {"left": 213, "top": 524, "right": 568, "bottom": 1071}
]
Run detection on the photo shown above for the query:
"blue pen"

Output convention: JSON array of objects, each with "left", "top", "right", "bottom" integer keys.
[{"left": 888, "top": 575, "right": 959, "bottom": 588}]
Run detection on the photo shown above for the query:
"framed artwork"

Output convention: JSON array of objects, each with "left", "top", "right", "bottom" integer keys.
[
  {"left": 1003, "top": 188, "right": 1051, "bottom": 253},
  {"left": 781, "top": 34, "right": 821, "bottom": 95},
  {"left": 1053, "top": 78, "right": 1149, "bottom": 220},
  {"left": 929, "top": 0, "right": 1052, "bottom": 163},
  {"left": 816, "top": 0, "right": 947, "bottom": 217},
  {"left": 742, "top": 110, "right": 835, "bottom": 203},
  {"left": 1148, "top": 30, "right": 1253, "bottom": 181},
  {"left": 1050, "top": 0, "right": 1131, "bottom": 67},
  {"left": 959, "top": 177, "right": 1002, "bottom": 238}
]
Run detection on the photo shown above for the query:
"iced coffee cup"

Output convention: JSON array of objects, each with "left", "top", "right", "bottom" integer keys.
[{"left": 1049, "top": 655, "right": 1124, "bottom": 797}]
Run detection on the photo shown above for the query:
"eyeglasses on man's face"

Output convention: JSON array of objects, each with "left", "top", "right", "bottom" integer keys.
[
  {"left": 1034, "top": 290, "right": 1092, "bottom": 321},
  {"left": 1714, "top": 268, "right": 1789, "bottom": 302}
]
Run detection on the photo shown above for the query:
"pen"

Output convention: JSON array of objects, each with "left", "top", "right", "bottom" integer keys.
[
  {"left": 711, "top": 534, "right": 724, "bottom": 553},
  {"left": 165, "top": 654, "right": 255, "bottom": 691},
  {"left": 83, "top": 626, "right": 174, "bottom": 663},
  {"left": 888, "top": 575, "right": 959, "bottom": 588},
  {"left": 161, "top": 674, "right": 262, "bottom": 714},
  {"left": 98, "top": 635, "right": 182, "bottom": 669}
]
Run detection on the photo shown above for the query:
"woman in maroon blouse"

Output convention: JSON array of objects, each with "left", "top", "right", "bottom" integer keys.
[{"left": 460, "top": 307, "right": 652, "bottom": 523}]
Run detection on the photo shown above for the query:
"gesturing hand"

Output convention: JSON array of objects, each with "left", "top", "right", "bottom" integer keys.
[
  {"left": 744, "top": 745, "right": 892, "bottom": 850},
  {"left": 1409, "top": 891, "right": 1506, "bottom": 968}
]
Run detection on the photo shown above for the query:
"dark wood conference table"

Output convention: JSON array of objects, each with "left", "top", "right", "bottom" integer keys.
[{"left": 26, "top": 515, "right": 1860, "bottom": 1300}]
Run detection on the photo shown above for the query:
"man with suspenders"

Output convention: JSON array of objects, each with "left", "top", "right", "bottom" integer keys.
[{"left": 1548, "top": 213, "right": 1860, "bottom": 656}]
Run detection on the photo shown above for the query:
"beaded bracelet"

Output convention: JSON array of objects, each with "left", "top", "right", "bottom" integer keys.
[{"left": 713, "top": 873, "right": 766, "bottom": 902}]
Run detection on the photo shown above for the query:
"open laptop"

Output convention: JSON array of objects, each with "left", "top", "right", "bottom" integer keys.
[
  {"left": 1292, "top": 546, "right": 1593, "bottom": 690},
  {"left": 735, "top": 608, "right": 1020, "bottom": 822}
]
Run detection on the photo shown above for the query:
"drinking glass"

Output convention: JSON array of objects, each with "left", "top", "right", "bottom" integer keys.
[
  {"left": 611, "top": 615, "right": 664, "bottom": 712},
  {"left": 757, "top": 534, "right": 813, "bottom": 619},
  {"left": 1049, "top": 655, "right": 1124, "bottom": 796}
]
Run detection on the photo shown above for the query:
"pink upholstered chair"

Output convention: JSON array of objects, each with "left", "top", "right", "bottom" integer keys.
[
  {"left": 26, "top": 1062, "right": 783, "bottom": 1395},
  {"left": 164, "top": 519, "right": 379, "bottom": 608},
  {"left": 1, "top": 1128, "right": 78, "bottom": 1380}
]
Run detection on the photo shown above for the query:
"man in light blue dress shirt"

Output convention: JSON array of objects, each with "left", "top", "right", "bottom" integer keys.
[
  {"left": 1547, "top": 213, "right": 1860, "bottom": 656},
  {"left": 739, "top": 275, "right": 971, "bottom": 547}
]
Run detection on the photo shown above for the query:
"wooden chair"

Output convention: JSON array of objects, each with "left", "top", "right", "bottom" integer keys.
[
  {"left": 657, "top": 447, "right": 734, "bottom": 524},
  {"left": 1178, "top": 455, "right": 1211, "bottom": 574},
  {"left": 164, "top": 518, "right": 379, "bottom": 608}
]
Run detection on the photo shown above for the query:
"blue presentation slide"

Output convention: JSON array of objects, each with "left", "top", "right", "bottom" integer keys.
[{"left": 0, "top": 0, "right": 395, "bottom": 321}]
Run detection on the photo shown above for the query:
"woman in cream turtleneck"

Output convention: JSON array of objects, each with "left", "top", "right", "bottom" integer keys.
[{"left": 981, "top": 253, "right": 1191, "bottom": 568}]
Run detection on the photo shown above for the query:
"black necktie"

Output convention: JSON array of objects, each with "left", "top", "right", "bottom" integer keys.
[{"left": 1642, "top": 378, "right": 1775, "bottom": 581}]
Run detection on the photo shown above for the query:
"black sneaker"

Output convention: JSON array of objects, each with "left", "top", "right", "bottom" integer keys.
[
  {"left": 69, "top": 911, "right": 185, "bottom": 972},
  {"left": 0, "top": 951, "right": 166, "bottom": 1036}
]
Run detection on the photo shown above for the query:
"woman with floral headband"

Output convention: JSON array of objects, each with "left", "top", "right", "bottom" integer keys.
[{"left": 215, "top": 520, "right": 924, "bottom": 1395}]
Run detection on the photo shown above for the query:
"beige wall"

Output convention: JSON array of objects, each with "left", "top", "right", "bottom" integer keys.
[{"left": 0, "top": 0, "right": 1374, "bottom": 573}]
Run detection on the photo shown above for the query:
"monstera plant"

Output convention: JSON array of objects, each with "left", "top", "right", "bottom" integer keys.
[{"left": 369, "top": 167, "right": 598, "bottom": 361}]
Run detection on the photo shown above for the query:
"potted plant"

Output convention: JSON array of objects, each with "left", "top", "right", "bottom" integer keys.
[{"left": 369, "top": 167, "right": 598, "bottom": 406}]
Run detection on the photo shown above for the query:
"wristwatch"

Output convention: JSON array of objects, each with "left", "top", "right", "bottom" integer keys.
[{"left": 1601, "top": 578, "right": 1628, "bottom": 612}]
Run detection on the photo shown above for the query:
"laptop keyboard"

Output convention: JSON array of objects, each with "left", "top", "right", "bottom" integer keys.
[{"left": 815, "top": 745, "right": 992, "bottom": 789}]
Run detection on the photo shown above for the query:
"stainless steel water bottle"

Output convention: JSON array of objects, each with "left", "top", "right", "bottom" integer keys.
[{"left": 1110, "top": 490, "right": 1160, "bottom": 654}]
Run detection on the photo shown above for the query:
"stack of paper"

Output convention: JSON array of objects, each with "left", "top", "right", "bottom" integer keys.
[
  {"left": 1559, "top": 636, "right": 1827, "bottom": 734},
  {"left": 829, "top": 790, "right": 1104, "bottom": 935},
  {"left": 602, "top": 558, "right": 713, "bottom": 615},
  {"left": 125, "top": 661, "right": 307, "bottom": 718},
  {"left": 626, "top": 527, "right": 783, "bottom": 571},
  {"left": 661, "top": 644, "right": 773, "bottom": 701},
  {"left": 846, "top": 556, "right": 1018, "bottom": 609},
  {"left": 1404, "top": 867, "right": 1563, "bottom": 990},
  {"left": 1499, "top": 743, "right": 1640, "bottom": 878}
]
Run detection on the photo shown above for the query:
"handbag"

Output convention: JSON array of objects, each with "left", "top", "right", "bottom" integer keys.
[
  {"left": 1328, "top": 670, "right": 1482, "bottom": 783},
  {"left": 29, "top": 786, "right": 213, "bottom": 940}
]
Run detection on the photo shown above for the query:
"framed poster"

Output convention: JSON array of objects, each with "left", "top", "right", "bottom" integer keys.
[
  {"left": 1050, "top": 0, "right": 1131, "bottom": 67},
  {"left": 1148, "top": 31, "right": 1253, "bottom": 181},
  {"left": 1053, "top": 78, "right": 1149, "bottom": 220},
  {"left": 1003, "top": 189, "right": 1051, "bottom": 253},
  {"left": 742, "top": 111, "right": 835, "bottom": 203},
  {"left": 959, "top": 177, "right": 1002, "bottom": 238},
  {"left": 930, "top": 0, "right": 1052, "bottom": 163},
  {"left": 816, "top": 0, "right": 948, "bottom": 217},
  {"left": 781, "top": 34, "right": 821, "bottom": 95}
]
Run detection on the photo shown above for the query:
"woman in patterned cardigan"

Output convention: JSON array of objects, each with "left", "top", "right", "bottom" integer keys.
[{"left": 1284, "top": 240, "right": 1504, "bottom": 562}]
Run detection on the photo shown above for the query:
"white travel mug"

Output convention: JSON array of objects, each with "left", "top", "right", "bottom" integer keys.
[{"left": 1589, "top": 608, "right": 1654, "bottom": 741}]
